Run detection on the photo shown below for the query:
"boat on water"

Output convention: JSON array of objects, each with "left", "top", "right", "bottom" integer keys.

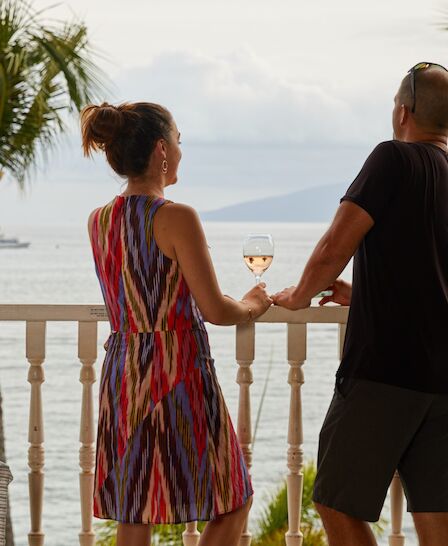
[{"left": 0, "top": 232, "right": 30, "bottom": 249}]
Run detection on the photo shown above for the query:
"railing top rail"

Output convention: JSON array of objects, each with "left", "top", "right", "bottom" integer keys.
[{"left": 0, "top": 304, "right": 349, "bottom": 324}]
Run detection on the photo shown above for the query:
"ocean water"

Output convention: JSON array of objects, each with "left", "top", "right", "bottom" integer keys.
[{"left": 0, "top": 221, "right": 417, "bottom": 545}]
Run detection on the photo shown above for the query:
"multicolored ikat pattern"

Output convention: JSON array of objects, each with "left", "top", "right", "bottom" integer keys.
[{"left": 90, "top": 195, "right": 253, "bottom": 524}]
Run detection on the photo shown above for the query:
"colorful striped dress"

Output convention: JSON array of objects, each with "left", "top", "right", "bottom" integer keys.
[{"left": 90, "top": 194, "right": 253, "bottom": 524}]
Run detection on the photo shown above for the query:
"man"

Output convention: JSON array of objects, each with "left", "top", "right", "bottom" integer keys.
[{"left": 272, "top": 63, "right": 448, "bottom": 546}]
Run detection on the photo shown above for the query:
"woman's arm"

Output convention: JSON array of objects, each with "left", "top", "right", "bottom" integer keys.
[{"left": 155, "top": 203, "right": 271, "bottom": 325}]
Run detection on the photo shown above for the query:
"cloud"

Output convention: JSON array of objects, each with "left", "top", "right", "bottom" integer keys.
[
  {"left": 114, "top": 49, "right": 392, "bottom": 146},
  {"left": 1, "top": 48, "right": 396, "bottom": 221}
]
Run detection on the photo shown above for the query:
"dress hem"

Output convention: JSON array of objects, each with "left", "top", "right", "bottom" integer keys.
[{"left": 93, "top": 487, "right": 254, "bottom": 525}]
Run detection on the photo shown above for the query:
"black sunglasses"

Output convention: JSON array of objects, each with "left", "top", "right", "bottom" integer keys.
[{"left": 407, "top": 62, "right": 448, "bottom": 113}]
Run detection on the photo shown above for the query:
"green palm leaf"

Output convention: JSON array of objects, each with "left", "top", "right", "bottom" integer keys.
[{"left": 0, "top": 0, "right": 113, "bottom": 188}]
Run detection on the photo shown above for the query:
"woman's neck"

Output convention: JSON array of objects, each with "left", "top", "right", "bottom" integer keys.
[{"left": 121, "top": 177, "right": 165, "bottom": 197}]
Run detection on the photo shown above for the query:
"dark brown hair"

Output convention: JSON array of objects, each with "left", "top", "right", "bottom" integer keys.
[
  {"left": 398, "top": 68, "right": 448, "bottom": 132},
  {"left": 80, "top": 102, "right": 173, "bottom": 177}
]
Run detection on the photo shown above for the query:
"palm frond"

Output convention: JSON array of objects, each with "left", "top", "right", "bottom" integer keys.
[{"left": 0, "top": 0, "right": 113, "bottom": 188}]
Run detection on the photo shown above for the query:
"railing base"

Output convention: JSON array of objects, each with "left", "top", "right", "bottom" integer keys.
[
  {"left": 238, "top": 533, "right": 252, "bottom": 546},
  {"left": 28, "top": 532, "right": 44, "bottom": 546},
  {"left": 389, "top": 534, "right": 405, "bottom": 546},
  {"left": 78, "top": 531, "right": 95, "bottom": 546},
  {"left": 285, "top": 531, "right": 303, "bottom": 546}
]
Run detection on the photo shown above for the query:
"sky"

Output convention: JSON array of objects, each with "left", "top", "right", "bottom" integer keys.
[{"left": 1, "top": 0, "right": 448, "bottom": 226}]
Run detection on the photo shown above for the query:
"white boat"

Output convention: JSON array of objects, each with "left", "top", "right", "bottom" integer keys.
[{"left": 0, "top": 231, "right": 30, "bottom": 249}]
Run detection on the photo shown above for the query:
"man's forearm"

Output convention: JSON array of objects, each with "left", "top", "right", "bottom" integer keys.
[
  {"left": 272, "top": 202, "right": 370, "bottom": 309},
  {"left": 292, "top": 241, "right": 351, "bottom": 305}
]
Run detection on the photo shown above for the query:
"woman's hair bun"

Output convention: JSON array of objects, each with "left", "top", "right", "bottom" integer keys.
[
  {"left": 80, "top": 102, "right": 125, "bottom": 156},
  {"left": 80, "top": 101, "right": 172, "bottom": 178}
]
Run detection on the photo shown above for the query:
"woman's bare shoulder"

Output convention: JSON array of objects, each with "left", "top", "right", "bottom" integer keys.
[{"left": 158, "top": 201, "right": 201, "bottom": 226}]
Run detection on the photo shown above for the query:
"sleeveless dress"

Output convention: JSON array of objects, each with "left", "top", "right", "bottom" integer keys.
[{"left": 90, "top": 194, "right": 253, "bottom": 524}]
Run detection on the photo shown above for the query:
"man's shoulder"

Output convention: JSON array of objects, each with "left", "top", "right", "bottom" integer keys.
[
  {"left": 366, "top": 140, "right": 414, "bottom": 171},
  {"left": 374, "top": 139, "right": 432, "bottom": 157},
  {"left": 373, "top": 139, "right": 411, "bottom": 155}
]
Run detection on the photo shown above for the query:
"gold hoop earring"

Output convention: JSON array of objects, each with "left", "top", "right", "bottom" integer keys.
[{"left": 161, "top": 159, "right": 168, "bottom": 174}]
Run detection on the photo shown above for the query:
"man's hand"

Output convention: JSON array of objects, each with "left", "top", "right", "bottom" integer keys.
[
  {"left": 271, "top": 286, "right": 311, "bottom": 310},
  {"left": 319, "top": 279, "right": 352, "bottom": 306}
]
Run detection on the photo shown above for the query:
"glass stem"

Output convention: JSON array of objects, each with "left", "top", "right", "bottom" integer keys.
[{"left": 255, "top": 275, "right": 261, "bottom": 285}]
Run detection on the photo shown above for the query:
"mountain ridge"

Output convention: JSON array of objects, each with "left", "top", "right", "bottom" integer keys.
[{"left": 199, "top": 182, "right": 347, "bottom": 222}]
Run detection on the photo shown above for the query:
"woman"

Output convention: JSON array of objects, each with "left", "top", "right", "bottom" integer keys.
[{"left": 81, "top": 101, "right": 272, "bottom": 546}]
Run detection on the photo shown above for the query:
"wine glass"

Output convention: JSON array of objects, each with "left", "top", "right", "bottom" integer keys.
[{"left": 243, "top": 233, "right": 274, "bottom": 284}]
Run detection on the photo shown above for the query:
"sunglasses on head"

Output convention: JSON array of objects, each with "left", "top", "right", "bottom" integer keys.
[{"left": 407, "top": 62, "right": 448, "bottom": 113}]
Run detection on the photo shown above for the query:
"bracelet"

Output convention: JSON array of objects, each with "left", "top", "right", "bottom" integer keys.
[{"left": 241, "top": 299, "right": 253, "bottom": 322}]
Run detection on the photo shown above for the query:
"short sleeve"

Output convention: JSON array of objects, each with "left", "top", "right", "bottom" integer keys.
[{"left": 340, "top": 141, "right": 404, "bottom": 223}]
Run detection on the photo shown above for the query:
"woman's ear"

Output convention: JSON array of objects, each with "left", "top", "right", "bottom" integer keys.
[
  {"left": 160, "top": 138, "right": 168, "bottom": 158},
  {"left": 154, "top": 138, "right": 167, "bottom": 159}
]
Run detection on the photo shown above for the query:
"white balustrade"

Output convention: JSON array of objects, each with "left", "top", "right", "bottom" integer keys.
[
  {"left": 182, "top": 521, "right": 200, "bottom": 546},
  {"left": 389, "top": 471, "right": 405, "bottom": 546},
  {"left": 0, "top": 304, "right": 406, "bottom": 545},
  {"left": 78, "top": 322, "right": 98, "bottom": 546},
  {"left": 285, "top": 324, "right": 306, "bottom": 546},
  {"left": 236, "top": 321, "right": 255, "bottom": 546},
  {"left": 26, "top": 321, "right": 46, "bottom": 546}
]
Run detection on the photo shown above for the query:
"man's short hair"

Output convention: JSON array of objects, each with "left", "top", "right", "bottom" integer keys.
[{"left": 398, "top": 67, "right": 448, "bottom": 132}]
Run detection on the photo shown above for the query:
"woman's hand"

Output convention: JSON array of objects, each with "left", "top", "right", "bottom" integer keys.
[
  {"left": 241, "top": 283, "right": 273, "bottom": 319},
  {"left": 319, "top": 279, "right": 352, "bottom": 306}
]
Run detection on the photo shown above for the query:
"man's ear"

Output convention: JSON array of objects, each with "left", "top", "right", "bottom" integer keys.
[{"left": 400, "top": 104, "right": 409, "bottom": 127}]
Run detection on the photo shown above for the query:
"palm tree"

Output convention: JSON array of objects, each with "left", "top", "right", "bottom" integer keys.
[
  {"left": 0, "top": 1, "right": 110, "bottom": 543},
  {"left": 0, "top": 0, "right": 111, "bottom": 188}
]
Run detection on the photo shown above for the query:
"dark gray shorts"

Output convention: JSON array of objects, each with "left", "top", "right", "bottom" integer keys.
[{"left": 312, "top": 378, "right": 448, "bottom": 522}]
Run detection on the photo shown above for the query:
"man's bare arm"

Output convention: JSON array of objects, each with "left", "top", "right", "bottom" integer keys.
[{"left": 272, "top": 201, "right": 373, "bottom": 310}]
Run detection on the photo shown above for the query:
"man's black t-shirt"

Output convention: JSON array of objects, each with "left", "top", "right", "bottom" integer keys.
[{"left": 337, "top": 140, "right": 448, "bottom": 393}]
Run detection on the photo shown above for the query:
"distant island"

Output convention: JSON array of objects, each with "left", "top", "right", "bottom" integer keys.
[{"left": 199, "top": 182, "right": 347, "bottom": 222}]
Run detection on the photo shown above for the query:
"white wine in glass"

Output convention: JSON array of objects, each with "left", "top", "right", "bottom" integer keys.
[{"left": 243, "top": 234, "right": 274, "bottom": 284}]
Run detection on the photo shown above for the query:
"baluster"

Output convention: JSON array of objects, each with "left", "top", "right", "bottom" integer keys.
[
  {"left": 285, "top": 323, "right": 306, "bottom": 546},
  {"left": 389, "top": 471, "right": 405, "bottom": 546},
  {"left": 78, "top": 322, "right": 98, "bottom": 546},
  {"left": 182, "top": 521, "right": 200, "bottom": 546},
  {"left": 236, "top": 321, "right": 255, "bottom": 546},
  {"left": 26, "top": 321, "right": 46, "bottom": 546}
]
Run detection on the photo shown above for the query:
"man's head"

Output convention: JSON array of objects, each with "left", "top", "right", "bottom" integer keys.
[{"left": 393, "top": 63, "right": 448, "bottom": 142}]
